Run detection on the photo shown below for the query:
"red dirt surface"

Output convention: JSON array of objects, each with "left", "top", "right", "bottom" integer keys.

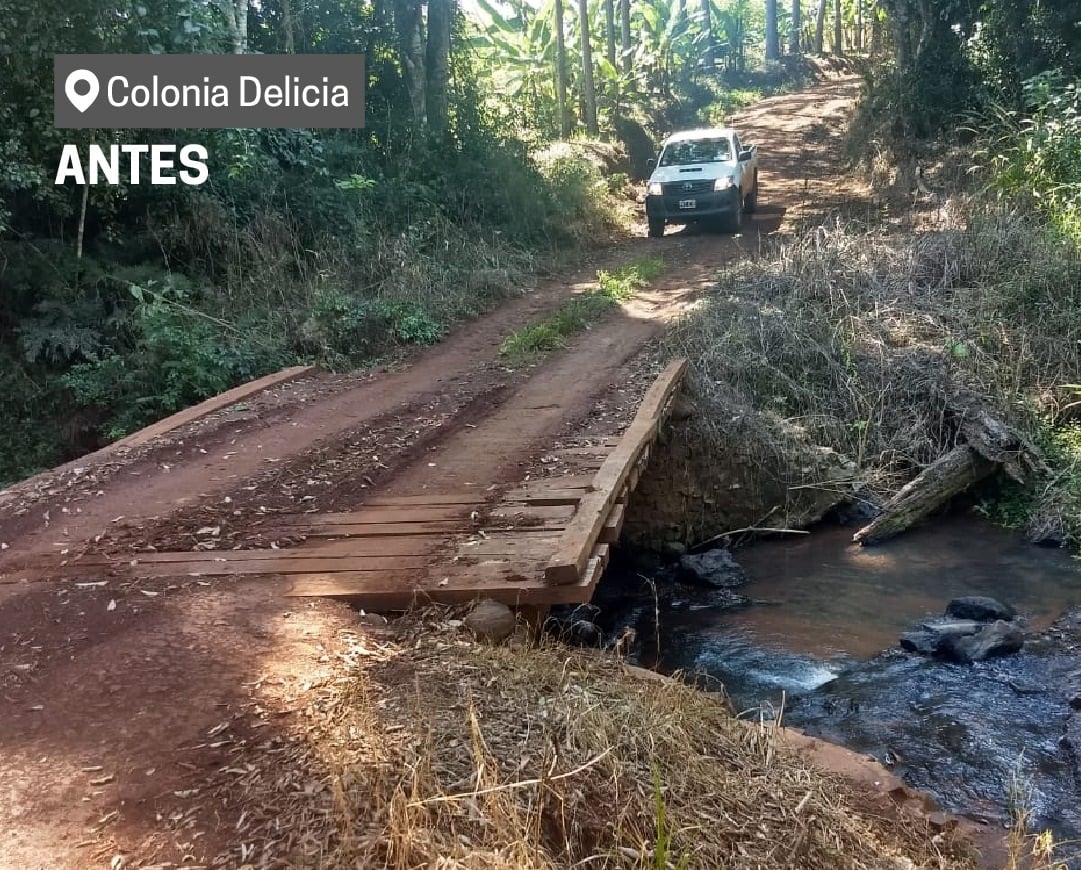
[{"left": 0, "top": 77, "right": 890, "bottom": 869}]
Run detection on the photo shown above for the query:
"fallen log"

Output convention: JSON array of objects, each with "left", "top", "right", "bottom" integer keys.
[
  {"left": 853, "top": 389, "right": 1044, "bottom": 545},
  {"left": 948, "top": 389, "right": 1043, "bottom": 481},
  {"left": 853, "top": 445, "right": 996, "bottom": 545}
]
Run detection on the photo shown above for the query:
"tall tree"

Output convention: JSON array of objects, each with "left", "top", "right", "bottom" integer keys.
[
  {"left": 554, "top": 0, "right": 570, "bottom": 136},
  {"left": 790, "top": 0, "right": 801, "bottom": 54},
  {"left": 578, "top": 0, "right": 598, "bottom": 134},
  {"left": 218, "top": 0, "right": 249, "bottom": 53},
  {"left": 813, "top": 0, "right": 827, "bottom": 52},
  {"left": 765, "top": 0, "right": 780, "bottom": 60},
  {"left": 394, "top": 0, "right": 426, "bottom": 125},
  {"left": 281, "top": 0, "right": 295, "bottom": 52},
  {"left": 620, "top": 0, "right": 632, "bottom": 74},
  {"left": 832, "top": 0, "right": 843, "bottom": 53},
  {"left": 701, "top": 0, "right": 714, "bottom": 66},
  {"left": 604, "top": 0, "right": 616, "bottom": 67},
  {"left": 426, "top": 0, "right": 451, "bottom": 135},
  {"left": 855, "top": 0, "right": 863, "bottom": 52}
]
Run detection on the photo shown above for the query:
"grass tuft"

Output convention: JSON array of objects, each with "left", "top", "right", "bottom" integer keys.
[
  {"left": 662, "top": 205, "right": 1081, "bottom": 543},
  {"left": 500, "top": 257, "right": 665, "bottom": 361}
]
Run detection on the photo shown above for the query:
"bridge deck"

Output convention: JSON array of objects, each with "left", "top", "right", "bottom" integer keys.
[{"left": 7, "top": 360, "right": 686, "bottom": 610}]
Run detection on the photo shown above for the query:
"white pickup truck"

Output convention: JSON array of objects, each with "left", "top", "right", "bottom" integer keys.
[{"left": 644, "top": 127, "right": 759, "bottom": 237}]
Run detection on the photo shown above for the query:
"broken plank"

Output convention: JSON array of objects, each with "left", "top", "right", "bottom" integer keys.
[{"left": 546, "top": 359, "right": 686, "bottom": 584}]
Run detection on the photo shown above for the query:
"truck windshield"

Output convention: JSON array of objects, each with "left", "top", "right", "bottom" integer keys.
[{"left": 659, "top": 137, "right": 732, "bottom": 166}]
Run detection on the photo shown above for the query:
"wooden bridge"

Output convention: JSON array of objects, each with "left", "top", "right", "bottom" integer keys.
[{"left": 7, "top": 361, "right": 686, "bottom": 613}]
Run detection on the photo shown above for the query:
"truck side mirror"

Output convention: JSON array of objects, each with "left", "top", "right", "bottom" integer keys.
[
  {"left": 647, "top": 157, "right": 657, "bottom": 170},
  {"left": 738, "top": 148, "right": 753, "bottom": 162}
]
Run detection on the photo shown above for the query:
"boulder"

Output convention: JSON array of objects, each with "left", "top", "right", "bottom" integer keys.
[
  {"left": 945, "top": 596, "right": 1017, "bottom": 622},
  {"left": 679, "top": 548, "right": 747, "bottom": 588},
  {"left": 938, "top": 620, "right": 1024, "bottom": 663},
  {"left": 463, "top": 599, "right": 516, "bottom": 643},
  {"left": 899, "top": 618, "right": 982, "bottom": 656}
]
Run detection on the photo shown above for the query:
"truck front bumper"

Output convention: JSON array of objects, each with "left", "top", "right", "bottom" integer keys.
[{"left": 645, "top": 187, "right": 740, "bottom": 222}]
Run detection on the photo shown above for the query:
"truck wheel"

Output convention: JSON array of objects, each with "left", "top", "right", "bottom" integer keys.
[
  {"left": 647, "top": 218, "right": 665, "bottom": 238},
  {"left": 743, "top": 173, "right": 758, "bottom": 214}
]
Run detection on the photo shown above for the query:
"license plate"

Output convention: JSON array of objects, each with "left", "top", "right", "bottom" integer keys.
[{"left": 679, "top": 199, "right": 696, "bottom": 209}]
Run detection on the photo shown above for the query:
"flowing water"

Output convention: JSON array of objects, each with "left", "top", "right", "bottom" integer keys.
[{"left": 596, "top": 514, "right": 1081, "bottom": 853}]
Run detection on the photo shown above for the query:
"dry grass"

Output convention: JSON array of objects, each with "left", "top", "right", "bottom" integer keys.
[
  {"left": 203, "top": 613, "right": 978, "bottom": 869},
  {"left": 661, "top": 203, "right": 1081, "bottom": 534}
]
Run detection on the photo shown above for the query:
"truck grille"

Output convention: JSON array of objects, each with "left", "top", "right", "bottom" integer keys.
[{"left": 662, "top": 180, "right": 713, "bottom": 195}]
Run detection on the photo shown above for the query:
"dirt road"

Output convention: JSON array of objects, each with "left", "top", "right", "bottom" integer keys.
[{"left": 0, "top": 77, "right": 861, "bottom": 869}]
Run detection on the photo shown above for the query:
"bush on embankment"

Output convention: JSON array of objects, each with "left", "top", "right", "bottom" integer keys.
[{"left": 660, "top": 207, "right": 1081, "bottom": 546}]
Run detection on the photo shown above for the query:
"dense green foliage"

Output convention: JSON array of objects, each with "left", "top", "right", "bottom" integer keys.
[{"left": 0, "top": 0, "right": 817, "bottom": 486}]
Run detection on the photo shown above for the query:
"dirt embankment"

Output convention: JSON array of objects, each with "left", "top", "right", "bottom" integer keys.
[{"left": 0, "top": 75, "right": 984, "bottom": 870}]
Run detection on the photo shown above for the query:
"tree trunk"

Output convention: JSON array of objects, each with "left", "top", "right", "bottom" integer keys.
[
  {"left": 604, "top": 0, "right": 616, "bottom": 67},
  {"left": 790, "top": 0, "right": 801, "bottom": 55},
  {"left": 832, "top": 0, "right": 843, "bottom": 54},
  {"left": 870, "top": 2, "right": 881, "bottom": 57},
  {"left": 855, "top": 0, "right": 862, "bottom": 52},
  {"left": 855, "top": 392, "right": 1041, "bottom": 545},
  {"left": 813, "top": 0, "right": 827, "bottom": 53},
  {"left": 620, "top": 0, "right": 631, "bottom": 74},
  {"left": 853, "top": 446, "right": 996, "bottom": 545},
  {"left": 765, "top": 0, "right": 780, "bottom": 60},
  {"left": 219, "top": 0, "right": 249, "bottom": 53},
  {"left": 75, "top": 183, "right": 88, "bottom": 262},
  {"left": 425, "top": 0, "right": 451, "bottom": 135},
  {"left": 702, "top": 0, "right": 714, "bottom": 66},
  {"left": 578, "top": 0, "right": 598, "bottom": 135},
  {"left": 555, "top": 0, "right": 570, "bottom": 137},
  {"left": 281, "top": 0, "right": 295, "bottom": 51},
  {"left": 394, "top": 0, "right": 426, "bottom": 125}
]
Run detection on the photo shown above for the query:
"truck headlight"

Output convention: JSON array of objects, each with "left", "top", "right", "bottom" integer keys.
[
  {"left": 714, "top": 176, "right": 735, "bottom": 191},
  {"left": 647, "top": 182, "right": 663, "bottom": 196}
]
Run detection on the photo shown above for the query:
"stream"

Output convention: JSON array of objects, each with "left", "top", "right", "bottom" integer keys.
[{"left": 590, "top": 514, "right": 1081, "bottom": 857}]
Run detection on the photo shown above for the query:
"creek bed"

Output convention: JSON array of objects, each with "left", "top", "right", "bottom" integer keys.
[{"left": 595, "top": 514, "right": 1081, "bottom": 856}]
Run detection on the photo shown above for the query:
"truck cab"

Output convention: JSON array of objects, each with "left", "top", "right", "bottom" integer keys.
[{"left": 644, "top": 127, "right": 759, "bottom": 237}]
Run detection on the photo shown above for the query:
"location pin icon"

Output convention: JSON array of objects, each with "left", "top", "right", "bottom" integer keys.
[{"left": 65, "top": 69, "right": 100, "bottom": 113}]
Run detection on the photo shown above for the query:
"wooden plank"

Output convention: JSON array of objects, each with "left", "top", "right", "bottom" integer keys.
[
  {"left": 599, "top": 503, "right": 626, "bottom": 544},
  {"left": 545, "top": 359, "right": 686, "bottom": 584},
  {"left": 487, "top": 503, "right": 576, "bottom": 522},
  {"left": 76, "top": 554, "right": 436, "bottom": 578},
  {"left": 556, "top": 446, "right": 616, "bottom": 457},
  {"left": 512, "top": 474, "right": 597, "bottom": 492},
  {"left": 499, "top": 491, "right": 586, "bottom": 507},
  {"left": 456, "top": 535, "right": 560, "bottom": 558},
  {"left": 271, "top": 521, "right": 471, "bottom": 538},
  {"left": 69, "top": 537, "right": 446, "bottom": 565},
  {"left": 358, "top": 493, "right": 488, "bottom": 507},
  {"left": 287, "top": 543, "right": 612, "bottom": 607},
  {"left": 303, "top": 505, "right": 475, "bottom": 525}
]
